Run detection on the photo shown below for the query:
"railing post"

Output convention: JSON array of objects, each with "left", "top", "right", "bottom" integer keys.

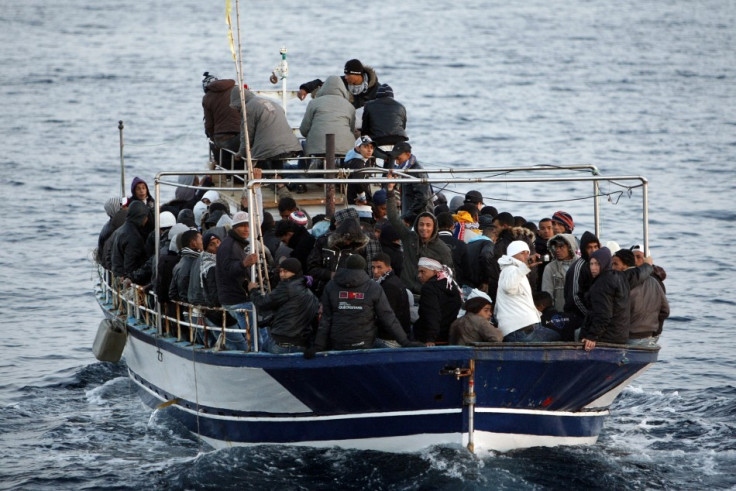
[{"left": 325, "top": 133, "right": 336, "bottom": 217}]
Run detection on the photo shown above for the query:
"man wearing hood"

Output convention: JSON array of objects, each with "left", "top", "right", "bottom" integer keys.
[
  {"left": 202, "top": 72, "right": 241, "bottom": 168},
  {"left": 386, "top": 180, "right": 453, "bottom": 294},
  {"left": 229, "top": 85, "right": 302, "bottom": 170},
  {"left": 579, "top": 247, "right": 653, "bottom": 350},
  {"left": 98, "top": 197, "right": 126, "bottom": 266},
  {"left": 495, "top": 241, "right": 559, "bottom": 342},
  {"left": 297, "top": 59, "right": 379, "bottom": 109},
  {"left": 542, "top": 233, "right": 578, "bottom": 311},
  {"left": 306, "top": 255, "right": 420, "bottom": 356},
  {"left": 110, "top": 200, "right": 151, "bottom": 285},
  {"left": 299, "top": 75, "right": 356, "bottom": 157},
  {"left": 306, "top": 208, "right": 371, "bottom": 298},
  {"left": 564, "top": 231, "right": 601, "bottom": 323}
]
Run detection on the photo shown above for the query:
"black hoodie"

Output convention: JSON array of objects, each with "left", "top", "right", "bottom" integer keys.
[{"left": 563, "top": 231, "right": 601, "bottom": 318}]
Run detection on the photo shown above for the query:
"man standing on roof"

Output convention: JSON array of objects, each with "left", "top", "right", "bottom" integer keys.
[
  {"left": 202, "top": 72, "right": 242, "bottom": 169},
  {"left": 342, "top": 136, "right": 377, "bottom": 206},
  {"left": 297, "top": 59, "right": 379, "bottom": 109}
]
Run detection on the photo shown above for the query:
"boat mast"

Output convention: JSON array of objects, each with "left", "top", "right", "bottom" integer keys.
[
  {"left": 118, "top": 120, "right": 126, "bottom": 198},
  {"left": 227, "top": 0, "right": 268, "bottom": 292}
]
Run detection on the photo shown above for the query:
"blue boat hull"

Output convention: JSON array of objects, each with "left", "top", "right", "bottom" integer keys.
[{"left": 111, "top": 303, "right": 656, "bottom": 453}]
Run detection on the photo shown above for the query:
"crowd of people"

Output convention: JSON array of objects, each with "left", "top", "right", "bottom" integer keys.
[{"left": 95, "top": 58, "right": 669, "bottom": 356}]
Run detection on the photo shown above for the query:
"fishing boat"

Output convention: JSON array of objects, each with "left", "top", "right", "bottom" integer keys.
[{"left": 93, "top": 156, "right": 659, "bottom": 453}]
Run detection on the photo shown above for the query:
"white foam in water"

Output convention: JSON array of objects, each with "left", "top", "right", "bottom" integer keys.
[{"left": 85, "top": 376, "right": 131, "bottom": 405}]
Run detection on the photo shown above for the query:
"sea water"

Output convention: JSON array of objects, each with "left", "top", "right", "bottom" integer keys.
[{"left": 1, "top": 0, "right": 735, "bottom": 489}]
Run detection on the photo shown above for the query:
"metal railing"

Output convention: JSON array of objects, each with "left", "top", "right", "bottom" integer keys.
[{"left": 96, "top": 266, "right": 257, "bottom": 352}]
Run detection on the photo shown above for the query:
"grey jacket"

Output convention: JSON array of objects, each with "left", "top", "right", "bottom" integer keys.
[
  {"left": 230, "top": 87, "right": 302, "bottom": 160},
  {"left": 299, "top": 76, "right": 356, "bottom": 156},
  {"left": 629, "top": 274, "right": 669, "bottom": 337},
  {"left": 541, "top": 233, "right": 578, "bottom": 311}
]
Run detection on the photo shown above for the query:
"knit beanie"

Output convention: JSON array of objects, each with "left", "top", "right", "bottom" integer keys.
[
  {"left": 279, "top": 257, "right": 303, "bottom": 275},
  {"left": 346, "top": 254, "right": 366, "bottom": 271},
  {"left": 376, "top": 84, "right": 394, "bottom": 98}
]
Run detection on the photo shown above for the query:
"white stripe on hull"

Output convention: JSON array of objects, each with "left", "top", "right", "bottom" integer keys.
[
  {"left": 471, "top": 431, "right": 598, "bottom": 453},
  {"left": 125, "top": 334, "right": 311, "bottom": 413}
]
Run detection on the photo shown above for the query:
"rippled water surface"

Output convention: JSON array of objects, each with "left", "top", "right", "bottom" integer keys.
[{"left": 1, "top": 0, "right": 735, "bottom": 489}]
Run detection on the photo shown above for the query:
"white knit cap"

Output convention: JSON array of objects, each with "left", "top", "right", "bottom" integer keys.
[
  {"left": 159, "top": 211, "right": 176, "bottom": 229},
  {"left": 507, "top": 240, "right": 530, "bottom": 258}
]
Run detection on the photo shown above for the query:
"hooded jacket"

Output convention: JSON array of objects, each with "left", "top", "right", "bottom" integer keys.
[
  {"left": 111, "top": 201, "right": 150, "bottom": 280},
  {"left": 299, "top": 76, "right": 356, "bottom": 156},
  {"left": 361, "top": 96, "right": 408, "bottom": 146},
  {"left": 230, "top": 86, "right": 302, "bottom": 160},
  {"left": 488, "top": 226, "right": 537, "bottom": 304},
  {"left": 495, "top": 254, "right": 541, "bottom": 337},
  {"left": 306, "top": 218, "right": 370, "bottom": 296},
  {"left": 251, "top": 276, "right": 319, "bottom": 345},
  {"left": 564, "top": 231, "right": 601, "bottom": 318},
  {"left": 386, "top": 189, "right": 454, "bottom": 293},
  {"left": 541, "top": 233, "right": 578, "bottom": 311},
  {"left": 413, "top": 276, "right": 463, "bottom": 343},
  {"left": 580, "top": 248, "right": 653, "bottom": 344},
  {"left": 314, "top": 267, "right": 410, "bottom": 351},
  {"left": 202, "top": 79, "right": 241, "bottom": 139}
]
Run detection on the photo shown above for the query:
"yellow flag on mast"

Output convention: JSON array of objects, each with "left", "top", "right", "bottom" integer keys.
[{"left": 225, "top": 0, "right": 236, "bottom": 61}]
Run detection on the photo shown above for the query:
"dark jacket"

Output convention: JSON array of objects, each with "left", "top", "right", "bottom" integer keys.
[
  {"left": 99, "top": 208, "right": 127, "bottom": 266},
  {"left": 387, "top": 189, "right": 454, "bottom": 293},
  {"left": 465, "top": 237, "right": 494, "bottom": 289},
  {"left": 342, "top": 156, "right": 376, "bottom": 205},
  {"left": 216, "top": 229, "right": 250, "bottom": 305},
  {"left": 169, "top": 248, "right": 201, "bottom": 302},
  {"left": 314, "top": 267, "right": 410, "bottom": 350},
  {"left": 564, "top": 231, "right": 601, "bottom": 318},
  {"left": 413, "top": 277, "right": 463, "bottom": 343},
  {"left": 580, "top": 263, "right": 653, "bottom": 344},
  {"left": 251, "top": 276, "right": 319, "bottom": 346},
  {"left": 396, "top": 158, "right": 433, "bottom": 216},
  {"left": 438, "top": 231, "right": 472, "bottom": 287},
  {"left": 361, "top": 97, "right": 408, "bottom": 146},
  {"left": 111, "top": 201, "right": 149, "bottom": 281},
  {"left": 286, "top": 225, "right": 316, "bottom": 273},
  {"left": 202, "top": 79, "right": 241, "bottom": 139},
  {"left": 306, "top": 219, "right": 370, "bottom": 296},
  {"left": 376, "top": 270, "right": 412, "bottom": 336}
]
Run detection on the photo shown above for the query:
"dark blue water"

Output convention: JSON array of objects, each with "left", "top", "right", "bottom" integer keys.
[{"left": 1, "top": 0, "right": 735, "bottom": 488}]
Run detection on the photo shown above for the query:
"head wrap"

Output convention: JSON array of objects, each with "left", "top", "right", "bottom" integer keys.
[{"left": 418, "top": 257, "right": 455, "bottom": 289}]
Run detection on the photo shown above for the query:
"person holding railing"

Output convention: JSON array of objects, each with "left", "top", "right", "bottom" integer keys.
[
  {"left": 248, "top": 258, "right": 319, "bottom": 354},
  {"left": 215, "top": 211, "right": 258, "bottom": 350}
]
